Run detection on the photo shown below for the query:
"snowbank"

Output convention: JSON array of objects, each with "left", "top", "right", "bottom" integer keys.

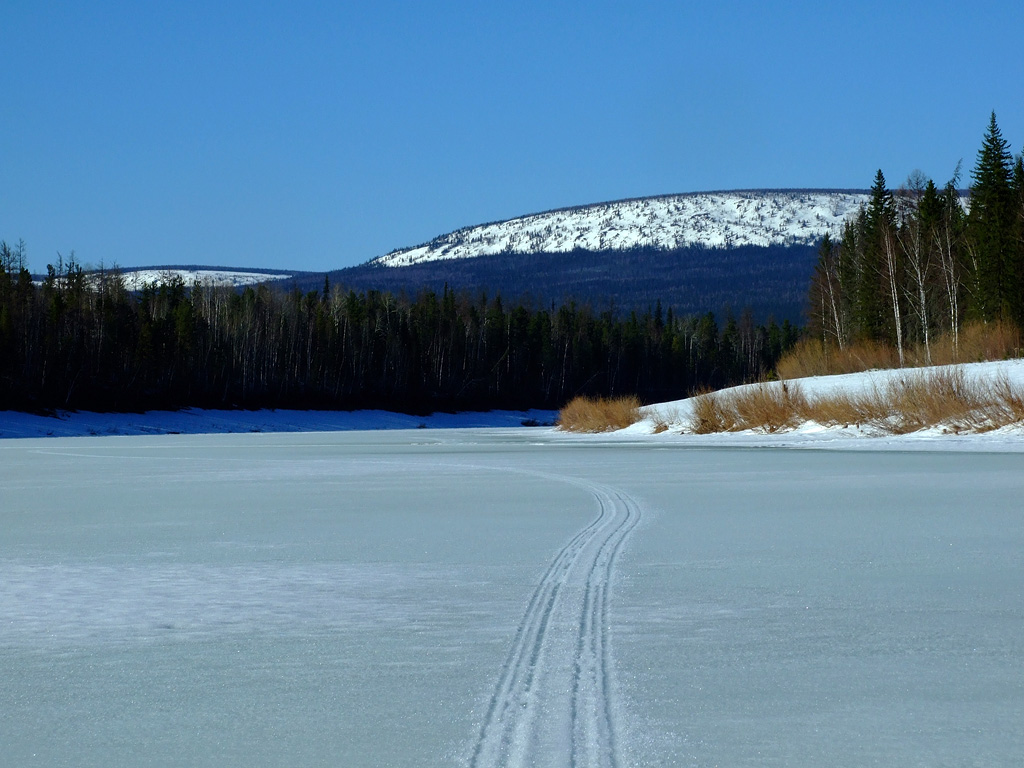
[{"left": 608, "top": 359, "right": 1024, "bottom": 451}]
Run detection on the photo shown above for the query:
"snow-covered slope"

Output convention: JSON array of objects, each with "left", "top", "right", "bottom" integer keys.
[
  {"left": 373, "top": 190, "right": 869, "bottom": 268},
  {"left": 36, "top": 268, "right": 298, "bottom": 290},
  {"left": 35, "top": 267, "right": 296, "bottom": 290},
  {"left": 119, "top": 268, "right": 292, "bottom": 290}
]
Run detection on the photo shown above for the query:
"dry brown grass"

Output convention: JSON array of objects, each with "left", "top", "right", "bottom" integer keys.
[
  {"left": 689, "top": 391, "right": 736, "bottom": 434},
  {"left": 926, "top": 320, "right": 1022, "bottom": 365},
  {"left": 778, "top": 321, "right": 1022, "bottom": 380},
  {"left": 884, "top": 369, "right": 977, "bottom": 432},
  {"left": 777, "top": 338, "right": 901, "bottom": 379},
  {"left": 689, "top": 382, "right": 807, "bottom": 433},
  {"left": 557, "top": 395, "right": 642, "bottom": 432},
  {"left": 732, "top": 382, "right": 808, "bottom": 433},
  {"left": 686, "top": 369, "right": 1024, "bottom": 435},
  {"left": 774, "top": 338, "right": 829, "bottom": 380},
  {"left": 797, "top": 388, "right": 889, "bottom": 429},
  {"left": 993, "top": 372, "right": 1024, "bottom": 422}
]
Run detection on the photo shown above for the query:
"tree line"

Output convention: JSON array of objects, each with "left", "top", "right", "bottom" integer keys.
[
  {"left": 330, "top": 242, "right": 819, "bottom": 325},
  {"left": 1, "top": 245, "right": 797, "bottom": 413},
  {"left": 808, "top": 112, "right": 1024, "bottom": 362}
]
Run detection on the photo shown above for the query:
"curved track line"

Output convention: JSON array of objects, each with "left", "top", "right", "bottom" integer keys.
[{"left": 468, "top": 474, "right": 641, "bottom": 768}]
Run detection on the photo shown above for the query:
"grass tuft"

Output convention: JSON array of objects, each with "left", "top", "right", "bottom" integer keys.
[
  {"left": 885, "top": 369, "right": 976, "bottom": 433},
  {"left": 689, "top": 383, "right": 807, "bottom": 433},
  {"left": 557, "top": 395, "right": 642, "bottom": 432},
  {"left": 993, "top": 373, "right": 1024, "bottom": 423},
  {"left": 689, "top": 391, "right": 735, "bottom": 434},
  {"left": 797, "top": 387, "right": 888, "bottom": 429},
  {"left": 731, "top": 382, "right": 808, "bottom": 433}
]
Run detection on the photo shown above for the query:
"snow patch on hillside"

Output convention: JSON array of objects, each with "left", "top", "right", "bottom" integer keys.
[
  {"left": 120, "top": 269, "right": 291, "bottom": 289},
  {"left": 33, "top": 268, "right": 293, "bottom": 290},
  {"left": 373, "top": 190, "right": 869, "bottom": 268}
]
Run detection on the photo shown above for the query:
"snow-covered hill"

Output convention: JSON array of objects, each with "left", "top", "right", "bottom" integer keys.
[
  {"left": 119, "top": 268, "right": 293, "bottom": 289},
  {"left": 373, "top": 190, "right": 870, "bottom": 268},
  {"left": 35, "top": 267, "right": 297, "bottom": 290},
  {"left": 39, "top": 267, "right": 300, "bottom": 290}
]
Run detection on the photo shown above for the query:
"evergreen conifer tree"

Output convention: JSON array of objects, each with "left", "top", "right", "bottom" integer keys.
[
  {"left": 1011, "top": 155, "right": 1024, "bottom": 320},
  {"left": 854, "top": 170, "right": 895, "bottom": 341},
  {"left": 838, "top": 219, "right": 859, "bottom": 336},
  {"left": 918, "top": 179, "right": 942, "bottom": 231},
  {"left": 967, "top": 112, "right": 1017, "bottom": 322}
]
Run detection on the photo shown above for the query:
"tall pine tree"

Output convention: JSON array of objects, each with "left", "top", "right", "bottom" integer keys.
[
  {"left": 853, "top": 170, "right": 896, "bottom": 341},
  {"left": 1012, "top": 154, "right": 1024, "bottom": 322},
  {"left": 967, "top": 112, "right": 1017, "bottom": 323}
]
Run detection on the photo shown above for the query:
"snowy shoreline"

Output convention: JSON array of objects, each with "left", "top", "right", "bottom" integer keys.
[
  {"left": 4, "top": 360, "right": 1024, "bottom": 451},
  {"left": 0, "top": 407, "right": 557, "bottom": 440},
  {"left": 613, "top": 358, "right": 1024, "bottom": 452}
]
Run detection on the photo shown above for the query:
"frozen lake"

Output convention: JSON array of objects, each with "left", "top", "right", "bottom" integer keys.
[{"left": 2, "top": 430, "right": 1023, "bottom": 766}]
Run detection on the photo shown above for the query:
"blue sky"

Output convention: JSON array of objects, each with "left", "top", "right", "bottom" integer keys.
[{"left": 3, "top": 0, "right": 1022, "bottom": 273}]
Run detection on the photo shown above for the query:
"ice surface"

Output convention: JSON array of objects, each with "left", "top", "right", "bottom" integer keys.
[
  {"left": 2, "top": 431, "right": 1023, "bottom": 766},
  {"left": 1, "top": 433, "right": 593, "bottom": 767}
]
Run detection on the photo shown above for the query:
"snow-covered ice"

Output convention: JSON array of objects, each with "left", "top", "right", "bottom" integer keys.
[
  {"left": 2, "top": 429, "right": 1022, "bottom": 766},
  {"left": 2, "top": 358, "right": 1023, "bottom": 765}
]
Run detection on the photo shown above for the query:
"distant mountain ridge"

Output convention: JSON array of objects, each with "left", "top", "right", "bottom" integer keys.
[
  {"left": 103, "top": 189, "right": 876, "bottom": 323},
  {"left": 372, "top": 189, "right": 870, "bottom": 268}
]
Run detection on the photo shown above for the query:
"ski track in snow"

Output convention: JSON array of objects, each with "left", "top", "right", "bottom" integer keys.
[{"left": 468, "top": 473, "right": 641, "bottom": 768}]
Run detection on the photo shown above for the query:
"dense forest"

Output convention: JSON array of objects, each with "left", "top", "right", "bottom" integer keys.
[
  {"left": 0, "top": 246, "right": 797, "bottom": 413},
  {"left": 328, "top": 242, "right": 820, "bottom": 325},
  {"left": 9, "top": 112, "right": 1016, "bottom": 416},
  {"left": 808, "top": 113, "right": 1024, "bottom": 361}
]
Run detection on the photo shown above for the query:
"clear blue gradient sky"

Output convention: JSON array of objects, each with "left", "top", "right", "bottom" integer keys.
[{"left": 3, "top": 0, "right": 1022, "bottom": 273}]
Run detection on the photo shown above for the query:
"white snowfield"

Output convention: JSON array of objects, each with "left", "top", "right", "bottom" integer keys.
[
  {"left": 33, "top": 268, "right": 293, "bottom": 290},
  {"left": 119, "top": 269, "right": 291, "bottom": 289},
  {"left": 372, "top": 190, "right": 870, "bottom": 268}
]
